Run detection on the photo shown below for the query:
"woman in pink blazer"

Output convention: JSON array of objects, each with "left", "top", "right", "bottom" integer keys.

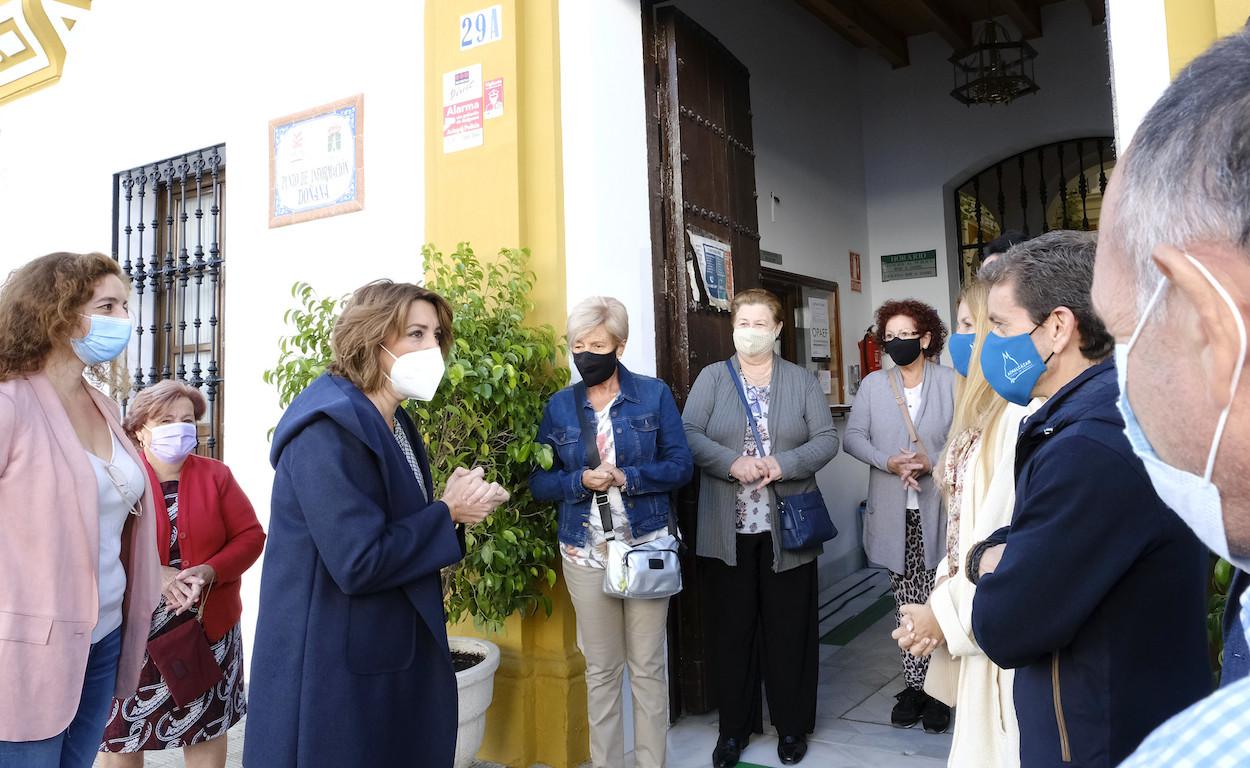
[{"left": 0, "top": 252, "right": 163, "bottom": 768}]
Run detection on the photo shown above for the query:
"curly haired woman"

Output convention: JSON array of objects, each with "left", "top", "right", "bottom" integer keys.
[{"left": 844, "top": 298, "right": 955, "bottom": 734}]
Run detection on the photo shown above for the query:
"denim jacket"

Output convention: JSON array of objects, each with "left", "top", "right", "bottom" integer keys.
[{"left": 530, "top": 364, "right": 693, "bottom": 547}]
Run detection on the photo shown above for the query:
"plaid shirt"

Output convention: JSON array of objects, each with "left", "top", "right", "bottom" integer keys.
[{"left": 1120, "top": 589, "right": 1250, "bottom": 767}]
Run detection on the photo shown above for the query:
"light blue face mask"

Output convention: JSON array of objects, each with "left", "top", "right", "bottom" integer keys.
[
  {"left": 979, "top": 323, "right": 1050, "bottom": 406},
  {"left": 1115, "top": 253, "right": 1249, "bottom": 570},
  {"left": 71, "top": 314, "right": 132, "bottom": 365},
  {"left": 949, "top": 332, "right": 976, "bottom": 377}
]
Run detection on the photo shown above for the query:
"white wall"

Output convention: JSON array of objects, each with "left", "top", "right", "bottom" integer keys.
[
  {"left": 559, "top": 0, "right": 657, "bottom": 376},
  {"left": 861, "top": 0, "right": 1115, "bottom": 321},
  {"left": 672, "top": 0, "right": 875, "bottom": 585},
  {"left": 1105, "top": 0, "right": 1171, "bottom": 152},
  {"left": 0, "top": 0, "right": 428, "bottom": 653}
]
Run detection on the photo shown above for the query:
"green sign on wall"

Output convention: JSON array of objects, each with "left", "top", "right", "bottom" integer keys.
[{"left": 881, "top": 249, "right": 937, "bottom": 282}]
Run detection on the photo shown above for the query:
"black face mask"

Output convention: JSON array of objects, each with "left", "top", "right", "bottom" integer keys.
[
  {"left": 884, "top": 338, "right": 923, "bottom": 367},
  {"left": 574, "top": 350, "right": 619, "bottom": 387}
]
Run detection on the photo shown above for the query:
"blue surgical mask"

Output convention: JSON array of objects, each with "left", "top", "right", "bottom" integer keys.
[
  {"left": 71, "top": 314, "right": 132, "bottom": 365},
  {"left": 949, "top": 332, "right": 975, "bottom": 377},
  {"left": 1116, "top": 255, "right": 1249, "bottom": 571},
  {"left": 979, "top": 324, "right": 1050, "bottom": 406}
]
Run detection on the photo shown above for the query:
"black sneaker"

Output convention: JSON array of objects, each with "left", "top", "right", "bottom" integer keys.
[
  {"left": 712, "top": 734, "right": 748, "bottom": 768},
  {"left": 922, "top": 695, "right": 951, "bottom": 734},
  {"left": 891, "top": 687, "right": 926, "bottom": 728}
]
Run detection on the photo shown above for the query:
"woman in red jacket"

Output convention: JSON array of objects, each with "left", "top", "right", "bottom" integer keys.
[{"left": 98, "top": 380, "right": 265, "bottom": 768}]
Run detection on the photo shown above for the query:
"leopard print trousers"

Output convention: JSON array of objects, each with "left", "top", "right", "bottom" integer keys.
[{"left": 890, "top": 509, "right": 936, "bottom": 691}]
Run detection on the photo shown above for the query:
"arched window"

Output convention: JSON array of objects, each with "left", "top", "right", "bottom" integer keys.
[{"left": 953, "top": 137, "right": 1115, "bottom": 285}]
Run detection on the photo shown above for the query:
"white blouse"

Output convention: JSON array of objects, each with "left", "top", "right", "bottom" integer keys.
[{"left": 87, "top": 432, "right": 144, "bottom": 642}]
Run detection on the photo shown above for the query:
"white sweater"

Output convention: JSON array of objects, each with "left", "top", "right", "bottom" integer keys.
[{"left": 929, "top": 399, "right": 1042, "bottom": 768}]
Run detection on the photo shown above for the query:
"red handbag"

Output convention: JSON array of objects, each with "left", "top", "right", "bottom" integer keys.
[{"left": 146, "top": 582, "right": 223, "bottom": 707}]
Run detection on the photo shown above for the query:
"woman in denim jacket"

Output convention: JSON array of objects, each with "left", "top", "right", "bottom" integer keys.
[{"left": 531, "top": 296, "right": 693, "bottom": 768}]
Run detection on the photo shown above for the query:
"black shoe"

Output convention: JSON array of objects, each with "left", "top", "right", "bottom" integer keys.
[
  {"left": 777, "top": 734, "right": 808, "bottom": 765},
  {"left": 922, "top": 695, "right": 951, "bottom": 734},
  {"left": 712, "top": 734, "right": 747, "bottom": 768},
  {"left": 891, "top": 687, "right": 926, "bottom": 728}
]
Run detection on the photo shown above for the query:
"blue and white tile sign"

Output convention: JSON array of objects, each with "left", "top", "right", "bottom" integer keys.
[
  {"left": 269, "top": 94, "right": 364, "bottom": 227},
  {"left": 460, "top": 5, "right": 503, "bottom": 50}
]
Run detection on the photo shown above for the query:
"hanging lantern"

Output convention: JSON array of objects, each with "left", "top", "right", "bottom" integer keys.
[{"left": 950, "top": 20, "right": 1039, "bottom": 106}]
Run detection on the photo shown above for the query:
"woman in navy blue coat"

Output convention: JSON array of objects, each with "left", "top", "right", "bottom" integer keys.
[{"left": 244, "top": 281, "right": 508, "bottom": 768}]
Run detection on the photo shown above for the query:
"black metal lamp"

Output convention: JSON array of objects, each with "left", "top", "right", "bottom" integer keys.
[{"left": 950, "top": 20, "right": 1039, "bottom": 106}]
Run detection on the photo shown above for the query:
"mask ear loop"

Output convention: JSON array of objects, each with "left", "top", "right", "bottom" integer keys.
[{"left": 1180, "top": 254, "right": 1247, "bottom": 481}]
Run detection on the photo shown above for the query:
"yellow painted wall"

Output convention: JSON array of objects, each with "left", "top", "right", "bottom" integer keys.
[
  {"left": 1166, "top": 0, "right": 1250, "bottom": 75},
  {"left": 425, "top": 2, "right": 585, "bottom": 767}
]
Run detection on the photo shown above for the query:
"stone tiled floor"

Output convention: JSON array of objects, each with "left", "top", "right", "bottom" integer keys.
[{"left": 96, "top": 571, "right": 949, "bottom": 768}]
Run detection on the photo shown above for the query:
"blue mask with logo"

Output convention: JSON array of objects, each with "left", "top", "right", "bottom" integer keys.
[
  {"left": 949, "top": 332, "right": 975, "bottom": 377},
  {"left": 71, "top": 314, "right": 132, "bottom": 365},
  {"left": 979, "top": 324, "right": 1049, "bottom": 405}
]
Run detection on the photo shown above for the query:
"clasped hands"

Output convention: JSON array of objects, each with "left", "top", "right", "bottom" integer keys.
[
  {"left": 161, "top": 563, "right": 215, "bottom": 616},
  {"left": 442, "top": 466, "right": 509, "bottom": 526},
  {"left": 729, "top": 455, "right": 783, "bottom": 490},
  {"left": 891, "top": 601, "right": 945, "bottom": 658},
  {"left": 887, "top": 450, "right": 932, "bottom": 491}
]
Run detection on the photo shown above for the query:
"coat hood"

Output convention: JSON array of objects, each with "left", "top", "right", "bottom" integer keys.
[{"left": 271, "top": 373, "right": 380, "bottom": 469}]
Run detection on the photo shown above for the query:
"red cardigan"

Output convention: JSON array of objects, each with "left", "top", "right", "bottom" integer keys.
[{"left": 145, "top": 454, "right": 266, "bottom": 641}]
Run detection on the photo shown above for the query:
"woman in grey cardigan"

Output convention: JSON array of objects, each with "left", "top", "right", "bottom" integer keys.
[
  {"left": 844, "top": 299, "right": 955, "bottom": 734},
  {"left": 682, "top": 289, "right": 839, "bottom": 768}
]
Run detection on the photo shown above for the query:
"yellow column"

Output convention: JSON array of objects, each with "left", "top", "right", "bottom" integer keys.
[
  {"left": 1165, "top": 0, "right": 1250, "bottom": 75},
  {"left": 425, "top": 3, "right": 585, "bottom": 767}
]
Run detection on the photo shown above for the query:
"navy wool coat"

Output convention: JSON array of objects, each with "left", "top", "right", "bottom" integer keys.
[{"left": 243, "top": 373, "right": 465, "bottom": 768}]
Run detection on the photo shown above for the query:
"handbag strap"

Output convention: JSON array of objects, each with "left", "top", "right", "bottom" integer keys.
[
  {"left": 194, "top": 578, "right": 214, "bottom": 623},
  {"left": 887, "top": 367, "right": 928, "bottom": 457},
  {"left": 725, "top": 359, "right": 768, "bottom": 458},
  {"left": 573, "top": 382, "right": 616, "bottom": 541}
]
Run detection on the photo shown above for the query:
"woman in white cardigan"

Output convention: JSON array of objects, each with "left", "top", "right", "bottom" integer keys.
[{"left": 891, "top": 280, "right": 1043, "bottom": 767}]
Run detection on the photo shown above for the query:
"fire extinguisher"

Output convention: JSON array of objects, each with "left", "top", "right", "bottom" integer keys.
[{"left": 859, "top": 327, "right": 882, "bottom": 375}]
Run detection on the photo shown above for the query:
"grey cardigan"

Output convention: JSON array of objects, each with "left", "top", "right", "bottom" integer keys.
[
  {"left": 681, "top": 355, "right": 840, "bottom": 573},
  {"left": 843, "top": 362, "right": 955, "bottom": 574}
]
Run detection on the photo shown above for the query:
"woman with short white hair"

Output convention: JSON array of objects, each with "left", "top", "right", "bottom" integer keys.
[{"left": 531, "top": 296, "right": 693, "bottom": 768}]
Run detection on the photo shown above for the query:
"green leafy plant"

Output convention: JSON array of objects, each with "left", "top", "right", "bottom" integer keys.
[
  {"left": 1208, "top": 556, "right": 1234, "bottom": 676},
  {"left": 263, "top": 244, "right": 569, "bottom": 632}
]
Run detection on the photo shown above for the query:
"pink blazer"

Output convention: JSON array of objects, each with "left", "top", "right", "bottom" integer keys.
[{"left": 0, "top": 372, "right": 161, "bottom": 741}]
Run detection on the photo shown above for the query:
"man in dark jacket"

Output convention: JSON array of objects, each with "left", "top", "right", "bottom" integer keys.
[{"left": 966, "top": 230, "right": 1210, "bottom": 768}]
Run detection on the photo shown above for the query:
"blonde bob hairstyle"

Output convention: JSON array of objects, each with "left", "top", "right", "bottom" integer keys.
[
  {"left": 730, "top": 288, "right": 784, "bottom": 325},
  {"left": 327, "top": 280, "right": 454, "bottom": 395},
  {"left": 567, "top": 296, "right": 629, "bottom": 347},
  {"left": 123, "top": 380, "right": 207, "bottom": 441}
]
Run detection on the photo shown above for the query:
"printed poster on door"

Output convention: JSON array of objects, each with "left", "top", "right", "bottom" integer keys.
[
  {"left": 443, "top": 64, "right": 483, "bottom": 153},
  {"left": 687, "top": 231, "right": 734, "bottom": 311},
  {"left": 808, "top": 297, "right": 831, "bottom": 359}
]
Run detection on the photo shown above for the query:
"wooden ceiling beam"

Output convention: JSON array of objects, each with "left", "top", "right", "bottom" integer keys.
[
  {"left": 794, "top": 0, "right": 910, "bottom": 68},
  {"left": 915, "top": 0, "right": 973, "bottom": 51},
  {"left": 1083, "top": 0, "right": 1107, "bottom": 25},
  {"left": 998, "top": 0, "right": 1043, "bottom": 39}
]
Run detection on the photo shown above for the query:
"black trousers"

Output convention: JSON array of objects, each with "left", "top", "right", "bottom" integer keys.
[{"left": 703, "top": 532, "right": 819, "bottom": 740}]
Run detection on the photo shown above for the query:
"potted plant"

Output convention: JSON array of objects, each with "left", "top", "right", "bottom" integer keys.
[{"left": 265, "top": 243, "right": 568, "bottom": 767}]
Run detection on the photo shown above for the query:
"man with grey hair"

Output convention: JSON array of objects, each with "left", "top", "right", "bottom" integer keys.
[
  {"left": 963, "top": 231, "right": 1209, "bottom": 767},
  {"left": 1093, "top": 25, "right": 1250, "bottom": 767}
]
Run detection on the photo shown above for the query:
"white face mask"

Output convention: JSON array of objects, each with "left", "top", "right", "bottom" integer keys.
[
  {"left": 733, "top": 327, "right": 776, "bottom": 357},
  {"left": 1115, "top": 252, "right": 1249, "bottom": 570},
  {"left": 382, "top": 344, "right": 446, "bottom": 402}
]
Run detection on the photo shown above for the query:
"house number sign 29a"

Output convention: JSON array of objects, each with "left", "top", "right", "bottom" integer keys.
[{"left": 460, "top": 6, "right": 503, "bottom": 50}]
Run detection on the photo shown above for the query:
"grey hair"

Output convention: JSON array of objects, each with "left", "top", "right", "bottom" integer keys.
[
  {"left": 1112, "top": 26, "right": 1250, "bottom": 309},
  {"left": 567, "top": 296, "right": 629, "bottom": 347},
  {"left": 981, "top": 230, "right": 1115, "bottom": 361}
]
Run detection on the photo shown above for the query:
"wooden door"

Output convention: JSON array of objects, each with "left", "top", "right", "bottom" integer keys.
[{"left": 643, "top": 2, "right": 761, "bottom": 718}]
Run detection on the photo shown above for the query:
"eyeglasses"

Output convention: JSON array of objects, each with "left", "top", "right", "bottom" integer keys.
[{"left": 883, "top": 330, "right": 922, "bottom": 342}]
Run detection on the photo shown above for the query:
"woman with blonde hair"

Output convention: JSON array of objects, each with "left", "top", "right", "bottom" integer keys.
[{"left": 891, "top": 278, "right": 1043, "bottom": 766}]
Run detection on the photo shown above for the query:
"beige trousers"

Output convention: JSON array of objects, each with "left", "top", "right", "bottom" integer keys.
[{"left": 562, "top": 559, "right": 671, "bottom": 768}]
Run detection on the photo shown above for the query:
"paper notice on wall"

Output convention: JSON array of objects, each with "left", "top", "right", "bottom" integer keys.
[
  {"left": 443, "top": 64, "right": 483, "bottom": 153},
  {"left": 808, "top": 297, "right": 831, "bottom": 359},
  {"left": 687, "top": 231, "right": 733, "bottom": 311},
  {"left": 817, "top": 370, "right": 832, "bottom": 395},
  {"left": 484, "top": 77, "right": 504, "bottom": 119}
]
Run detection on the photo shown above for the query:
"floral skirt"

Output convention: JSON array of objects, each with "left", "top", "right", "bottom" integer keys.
[{"left": 98, "top": 615, "right": 246, "bottom": 752}]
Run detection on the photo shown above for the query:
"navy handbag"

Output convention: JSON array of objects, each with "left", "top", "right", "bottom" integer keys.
[{"left": 725, "top": 360, "right": 837, "bottom": 551}]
